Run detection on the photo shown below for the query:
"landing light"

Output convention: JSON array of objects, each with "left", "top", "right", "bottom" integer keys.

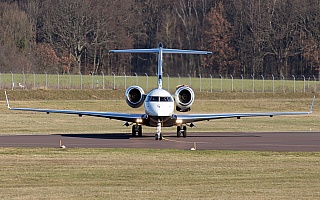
[
  {"left": 136, "top": 119, "right": 143, "bottom": 123},
  {"left": 176, "top": 119, "right": 183, "bottom": 124}
]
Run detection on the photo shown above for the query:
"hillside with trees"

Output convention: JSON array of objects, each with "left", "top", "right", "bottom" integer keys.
[{"left": 0, "top": 0, "right": 320, "bottom": 79}]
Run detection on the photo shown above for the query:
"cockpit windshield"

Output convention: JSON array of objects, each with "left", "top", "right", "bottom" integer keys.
[{"left": 147, "top": 96, "right": 173, "bottom": 102}]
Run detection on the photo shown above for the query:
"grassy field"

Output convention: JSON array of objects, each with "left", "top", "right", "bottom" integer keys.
[
  {"left": 0, "top": 90, "right": 319, "bottom": 199},
  {"left": 0, "top": 148, "right": 320, "bottom": 199}
]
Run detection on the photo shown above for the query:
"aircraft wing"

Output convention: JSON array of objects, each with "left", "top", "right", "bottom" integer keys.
[
  {"left": 176, "top": 111, "right": 312, "bottom": 124},
  {"left": 5, "top": 91, "right": 144, "bottom": 123},
  {"left": 176, "top": 97, "right": 315, "bottom": 124}
]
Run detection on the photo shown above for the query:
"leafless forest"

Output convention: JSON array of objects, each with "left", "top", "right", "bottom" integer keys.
[{"left": 1, "top": 0, "right": 320, "bottom": 79}]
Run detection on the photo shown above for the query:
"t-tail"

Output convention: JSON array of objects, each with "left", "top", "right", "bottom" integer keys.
[{"left": 109, "top": 43, "right": 212, "bottom": 89}]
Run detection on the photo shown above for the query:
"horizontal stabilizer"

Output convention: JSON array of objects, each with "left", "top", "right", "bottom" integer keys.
[{"left": 110, "top": 48, "right": 212, "bottom": 55}]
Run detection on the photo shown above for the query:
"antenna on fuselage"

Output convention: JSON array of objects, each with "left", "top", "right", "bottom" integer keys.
[{"left": 109, "top": 43, "right": 212, "bottom": 90}]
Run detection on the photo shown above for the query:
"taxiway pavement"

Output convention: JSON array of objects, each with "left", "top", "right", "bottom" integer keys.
[{"left": 0, "top": 132, "right": 320, "bottom": 151}]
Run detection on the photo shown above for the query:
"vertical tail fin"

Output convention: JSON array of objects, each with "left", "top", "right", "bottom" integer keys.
[{"left": 109, "top": 43, "right": 212, "bottom": 89}]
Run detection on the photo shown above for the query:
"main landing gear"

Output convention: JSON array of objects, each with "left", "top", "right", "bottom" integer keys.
[
  {"left": 177, "top": 125, "right": 187, "bottom": 138},
  {"left": 132, "top": 124, "right": 142, "bottom": 137}
]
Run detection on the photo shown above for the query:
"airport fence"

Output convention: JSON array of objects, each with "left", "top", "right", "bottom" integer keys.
[{"left": 0, "top": 72, "right": 318, "bottom": 93}]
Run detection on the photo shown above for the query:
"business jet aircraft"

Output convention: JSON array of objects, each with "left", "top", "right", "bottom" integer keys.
[{"left": 5, "top": 43, "right": 314, "bottom": 140}]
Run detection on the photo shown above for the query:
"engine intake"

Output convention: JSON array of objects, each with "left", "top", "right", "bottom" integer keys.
[
  {"left": 174, "top": 85, "right": 194, "bottom": 112},
  {"left": 125, "top": 86, "right": 145, "bottom": 108}
]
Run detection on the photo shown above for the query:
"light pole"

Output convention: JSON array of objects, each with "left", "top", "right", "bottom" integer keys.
[{"left": 188, "top": 74, "right": 191, "bottom": 86}]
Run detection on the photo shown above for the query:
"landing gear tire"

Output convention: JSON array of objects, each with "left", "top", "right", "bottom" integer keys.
[
  {"left": 138, "top": 125, "right": 142, "bottom": 137},
  {"left": 155, "top": 133, "right": 163, "bottom": 140},
  {"left": 177, "top": 126, "right": 187, "bottom": 138},
  {"left": 177, "top": 126, "right": 181, "bottom": 137},
  {"left": 132, "top": 125, "right": 142, "bottom": 137},
  {"left": 132, "top": 125, "right": 137, "bottom": 137},
  {"left": 182, "top": 126, "right": 187, "bottom": 138}
]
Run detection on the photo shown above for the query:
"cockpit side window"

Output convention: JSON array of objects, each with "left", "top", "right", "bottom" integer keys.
[
  {"left": 160, "top": 96, "right": 173, "bottom": 102},
  {"left": 148, "top": 96, "right": 159, "bottom": 101}
]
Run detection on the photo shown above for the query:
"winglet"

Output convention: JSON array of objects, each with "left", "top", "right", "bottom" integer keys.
[
  {"left": 310, "top": 95, "right": 315, "bottom": 114},
  {"left": 4, "top": 91, "right": 11, "bottom": 109}
]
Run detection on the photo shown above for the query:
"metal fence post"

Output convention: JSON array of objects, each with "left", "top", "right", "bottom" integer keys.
[
  {"left": 91, "top": 72, "right": 94, "bottom": 89},
  {"left": 261, "top": 75, "right": 264, "bottom": 92},
  {"left": 219, "top": 75, "right": 222, "bottom": 92},
  {"left": 102, "top": 72, "right": 105, "bottom": 90},
  {"left": 282, "top": 75, "right": 285, "bottom": 93},
  {"left": 33, "top": 72, "right": 36, "bottom": 89},
  {"left": 178, "top": 74, "right": 180, "bottom": 85},
  {"left": 69, "top": 73, "right": 72, "bottom": 89},
  {"left": 145, "top": 73, "right": 148, "bottom": 91},
  {"left": 112, "top": 72, "right": 116, "bottom": 90},
  {"left": 209, "top": 74, "right": 212, "bottom": 93},
  {"left": 272, "top": 75, "right": 274, "bottom": 93},
  {"left": 292, "top": 75, "right": 295, "bottom": 93},
  {"left": 134, "top": 72, "right": 138, "bottom": 85},
  {"left": 302, "top": 75, "right": 305, "bottom": 92},
  {"left": 230, "top": 74, "right": 234, "bottom": 92},
  {"left": 57, "top": 72, "right": 60, "bottom": 89},
  {"left": 199, "top": 74, "right": 202, "bottom": 92},
  {"left": 188, "top": 74, "right": 191, "bottom": 87},
  {"left": 241, "top": 75, "right": 244, "bottom": 93},
  {"left": 80, "top": 73, "right": 82, "bottom": 90},
  {"left": 10, "top": 72, "right": 14, "bottom": 90},
  {"left": 45, "top": 72, "right": 48, "bottom": 89},
  {"left": 251, "top": 74, "right": 254, "bottom": 93},
  {"left": 124, "top": 72, "right": 126, "bottom": 89},
  {"left": 167, "top": 73, "right": 170, "bottom": 90},
  {"left": 313, "top": 75, "right": 316, "bottom": 92}
]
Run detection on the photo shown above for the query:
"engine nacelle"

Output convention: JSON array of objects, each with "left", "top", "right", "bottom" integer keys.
[
  {"left": 125, "top": 86, "right": 145, "bottom": 108},
  {"left": 174, "top": 85, "right": 194, "bottom": 112}
]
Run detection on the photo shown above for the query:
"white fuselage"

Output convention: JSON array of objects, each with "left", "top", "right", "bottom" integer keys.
[{"left": 144, "top": 88, "right": 174, "bottom": 117}]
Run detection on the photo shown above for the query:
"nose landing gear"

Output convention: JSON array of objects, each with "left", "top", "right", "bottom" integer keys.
[{"left": 155, "top": 119, "right": 163, "bottom": 140}]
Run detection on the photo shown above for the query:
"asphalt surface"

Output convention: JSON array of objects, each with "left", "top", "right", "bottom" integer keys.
[{"left": 0, "top": 132, "right": 320, "bottom": 151}]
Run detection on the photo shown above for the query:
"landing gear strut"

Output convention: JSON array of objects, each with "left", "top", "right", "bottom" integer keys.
[
  {"left": 132, "top": 124, "right": 142, "bottom": 137},
  {"left": 155, "top": 119, "right": 163, "bottom": 140},
  {"left": 177, "top": 125, "right": 187, "bottom": 138}
]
